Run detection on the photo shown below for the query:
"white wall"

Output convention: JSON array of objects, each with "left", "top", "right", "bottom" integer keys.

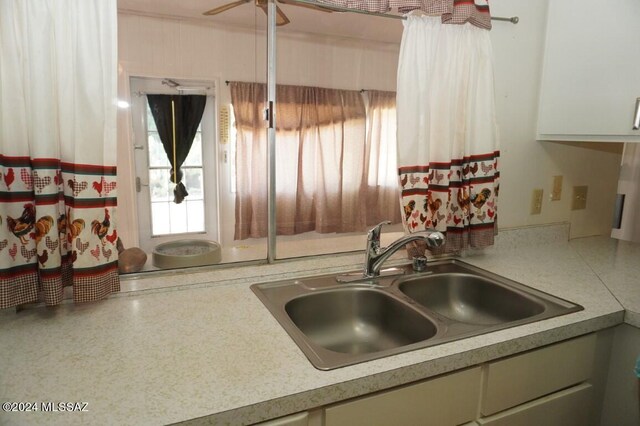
[
  {"left": 489, "top": 0, "right": 621, "bottom": 238},
  {"left": 117, "top": 1, "right": 622, "bottom": 248}
]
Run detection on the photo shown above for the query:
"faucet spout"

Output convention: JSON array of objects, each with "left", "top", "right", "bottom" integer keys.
[
  {"left": 365, "top": 230, "right": 445, "bottom": 278},
  {"left": 335, "top": 221, "right": 446, "bottom": 283}
]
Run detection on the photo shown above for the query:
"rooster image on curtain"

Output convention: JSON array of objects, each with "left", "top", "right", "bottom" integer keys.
[
  {"left": 396, "top": 0, "right": 500, "bottom": 255},
  {"left": 0, "top": 0, "right": 119, "bottom": 308}
]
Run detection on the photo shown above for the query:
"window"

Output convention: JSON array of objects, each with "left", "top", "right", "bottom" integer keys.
[{"left": 230, "top": 82, "right": 402, "bottom": 258}]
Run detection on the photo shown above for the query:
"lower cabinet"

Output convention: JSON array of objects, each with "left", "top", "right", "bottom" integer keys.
[
  {"left": 256, "top": 333, "right": 602, "bottom": 426},
  {"left": 481, "top": 333, "right": 596, "bottom": 416},
  {"left": 477, "top": 383, "right": 592, "bottom": 426},
  {"left": 324, "top": 367, "right": 481, "bottom": 426}
]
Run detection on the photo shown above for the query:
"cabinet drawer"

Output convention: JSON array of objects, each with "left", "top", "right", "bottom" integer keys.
[
  {"left": 478, "top": 383, "right": 592, "bottom": 426},
  {"left": 481, "top": 334, "right": 596, "bottom": 415},
  {"left": 325, "top": 367, "right": 481, "bottom": 426}
]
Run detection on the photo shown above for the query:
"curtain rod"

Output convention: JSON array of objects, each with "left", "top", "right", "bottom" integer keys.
[
  {"left": 281, "top": 0, "right": 519, "bottom": 24},
  {"left": 224, "top": 82, "right": 388, "bottom": 93}
]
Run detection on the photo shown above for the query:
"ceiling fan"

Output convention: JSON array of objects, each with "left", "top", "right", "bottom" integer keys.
[{"left": 202, "top": 0, "right": 333, "bottom": 26}]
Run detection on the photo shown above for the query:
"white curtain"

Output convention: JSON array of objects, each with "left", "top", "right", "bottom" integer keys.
[
  {"left": 364, "top": 90, "right": 401, "bottom": 225},
  {"left": 0, "top": 0, "right": 119, "bottom": 308},
  {"left": 611, "top": 143, "right": 640, "bottom": 243},
  {"left": 396, "top": 14, "right": 499, "bottom": 254}
]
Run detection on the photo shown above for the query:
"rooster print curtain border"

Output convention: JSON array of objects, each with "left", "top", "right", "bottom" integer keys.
[
  {"left": 0, "top": 0, "right": 119, "bottom": 309},
  {"left": 396, "top": 14, "right": 499, "bottom": 254},
  {"left": 0, "top": 156, "right": 119, "bottom": 308},
  {"left": 399, "top": 152, "right": 499, "bottom": 253}
]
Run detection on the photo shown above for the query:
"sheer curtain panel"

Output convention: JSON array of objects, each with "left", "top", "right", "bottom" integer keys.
[
  {"left": 231, "top": 82, "right": 398, "bottom": 240},
  {"left": 396, "top": 13, "right": 500, "bottom": 254},
  {"left": 0, "top": 0, "right": 119, "bottom": 308},
  {"left": 364, "top": 90, "right": 401, "bottom": 225}
]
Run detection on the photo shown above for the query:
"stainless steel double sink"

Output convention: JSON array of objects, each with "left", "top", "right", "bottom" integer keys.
[{"left": 251, "top": 259, "right": 582, "bottom": 370}]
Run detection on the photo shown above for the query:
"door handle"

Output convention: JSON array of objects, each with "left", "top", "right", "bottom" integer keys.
[
  {"left": 135, "top": 177, "right": 149, "bottom": 192},
  {"left": 633, "top": 97, "right": 640, "bottom": 130},
  {"left": 134, "top": 144, "right": 145, "bottom": 150}
]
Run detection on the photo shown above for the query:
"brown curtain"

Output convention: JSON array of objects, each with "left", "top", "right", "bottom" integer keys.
[
  {"left": 231, "top": 82, "right": 399, "bottom": 240},
  {"left": 230, "top": 82, "right": 268, "bottom": 240}
]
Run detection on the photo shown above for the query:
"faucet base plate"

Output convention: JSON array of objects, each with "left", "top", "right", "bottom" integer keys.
[{"left": 336, "top": 267, "right": 406, "bottom": 283}]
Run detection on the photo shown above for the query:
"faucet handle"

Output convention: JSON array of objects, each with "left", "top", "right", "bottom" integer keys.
[
  {"left": 425, "top": 231, "right": 445, "bottom": 248},
  {"left": 368, "top": 220, "right": 392, "bottom": 242}
]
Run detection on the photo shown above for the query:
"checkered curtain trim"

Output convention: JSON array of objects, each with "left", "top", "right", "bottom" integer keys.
[
  {"left": 0, "top": 158, "right": 120, "bottom": 309},
  {"left": 0, "top": 262, "right": 119, "bottom": 308},
  {"left": 316, "top": 0, "right": 492, "bottom": 30}
]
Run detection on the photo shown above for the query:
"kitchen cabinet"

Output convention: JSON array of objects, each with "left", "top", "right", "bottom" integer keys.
[
  {"left": 478, "top": 383, "right": 592, "bottom": 426},
  {"left": 599, "top": 324, "right": 640, "bottom": 426},
  {"left": 537, "top": 0, "right": 640, "bottom": 142},
  {"left": 324, "top": 367, "right": 481, "bottom": 426},
  {"left": 258, "top": 333, "right": 604, "bottom": 426},
  {"left": 481, "top": 333, "right": 596, "bottom": 415}
]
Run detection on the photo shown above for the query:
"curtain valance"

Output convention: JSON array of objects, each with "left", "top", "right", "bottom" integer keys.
[{"left": 316, "top": 0, "right": 492, "bottom": 30}]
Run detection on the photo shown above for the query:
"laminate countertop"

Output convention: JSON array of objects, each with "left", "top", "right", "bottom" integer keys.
[{"left": 0, "top": 225, "right": 636, "bottom": 426}]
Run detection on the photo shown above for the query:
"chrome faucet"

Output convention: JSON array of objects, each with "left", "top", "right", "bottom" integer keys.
[
  {"left": 337, "top": 221, "right": 445, "bottom": 282},
  {"left": 364, "top": 220, "right": 445, "bottom": 277}
]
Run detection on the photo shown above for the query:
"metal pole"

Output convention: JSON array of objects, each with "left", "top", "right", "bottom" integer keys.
[{"left": 267, "top": 0, "right": 277, "bottom": 263}]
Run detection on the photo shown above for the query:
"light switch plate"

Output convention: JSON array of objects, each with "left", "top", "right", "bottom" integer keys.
[
  {"left": 572, "top": 186, "right": 588, "bottom": 210},
  {"left": 531, "top": 189, "right": 543, "bottom": 215}
]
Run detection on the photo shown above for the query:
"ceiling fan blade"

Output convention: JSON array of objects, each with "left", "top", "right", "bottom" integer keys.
[
  {"left": 256, "top": 0, "right": 291, "bottom": 26},
  {"left": 275, "top": 6, "right": 291, "bottom": 25},
  {"left": 277, "top": 0, "right": 333, "bottom": 13},
  {"left": 203, "top": 0, "right": 251, "bottom": 16}
]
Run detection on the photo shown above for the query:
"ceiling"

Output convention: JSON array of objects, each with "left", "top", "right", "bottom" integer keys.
[{"left": 117, "top": 0, "right": 404, "bottom": 43}]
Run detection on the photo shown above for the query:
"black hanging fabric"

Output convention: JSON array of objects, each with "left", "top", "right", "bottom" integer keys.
[{"left": 147, "top": 94, "right": 207, "bottom": 204}]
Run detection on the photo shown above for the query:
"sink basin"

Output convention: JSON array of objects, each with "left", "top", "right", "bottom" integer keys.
[
  {"left": 286, "top": 288, "right": 438, "bottom": 354},
  {"left": 399, "top": 273, "right": 545, "bottom": 325},
  {"left": 251, "top": 259, "right": 583, "bottom": 370}
]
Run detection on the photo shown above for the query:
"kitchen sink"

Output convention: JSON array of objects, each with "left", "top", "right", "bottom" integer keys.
[
  {"left": 398, "top": 273, "right": 545, "bottom": 325},
  {"left": 286, "top": 288, "right": 438, "bottom": 354},
  {"left": 251, "top": 259, "right": 582, "bottom": 370}
]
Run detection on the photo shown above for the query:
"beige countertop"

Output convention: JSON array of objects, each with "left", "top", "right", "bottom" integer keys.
[
  {"left": 0, "top": 225, "right": 636, "bottom": 426},
  {"left": 569, "top": 236, "right": 640, "bottom": 328}
]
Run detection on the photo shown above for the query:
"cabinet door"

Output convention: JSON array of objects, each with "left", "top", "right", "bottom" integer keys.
[
  {"left": 481, "top": 334, "right": 596, "bottom": 415},
  {"left": 478, "top": 383, "right": 592, "bottom": 426},
  {"left": 324, "top": 367, "right": 481, "bottom": 426},
  {"left": 538, "top": 0, "right": 640, "bottom": 141}
]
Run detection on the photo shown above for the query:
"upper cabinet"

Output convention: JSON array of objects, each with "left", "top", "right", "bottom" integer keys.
[{"left": 537, "top": 0, "right": 640, "bottom": 142}]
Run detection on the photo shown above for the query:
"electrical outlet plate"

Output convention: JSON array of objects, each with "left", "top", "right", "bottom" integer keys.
[
  {"left": 572, "top": 186, "right": 588, "bottom": 210},
  {"left": 531, "top": 189, "right": 543, "bottom": 215},
  {"left": 551, "top": 175, "right": 563, "bottom": 201}
]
